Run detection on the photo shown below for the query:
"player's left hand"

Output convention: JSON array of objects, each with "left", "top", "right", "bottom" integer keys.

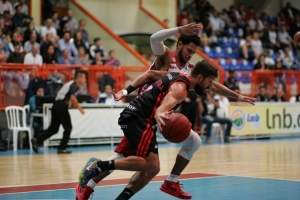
[
  {"left": 237, "top": 95, "right": 258, "bottom": 105},
  {"left": 112, "top": 90, "right": 124, "bottom": 101},
  {"left": 155, "top": 110, "right": 174, "bottom": 132}
]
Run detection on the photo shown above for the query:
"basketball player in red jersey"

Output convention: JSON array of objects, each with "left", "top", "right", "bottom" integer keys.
[{"left": 76, "top": 24, "right": 257, "bottom": 200}]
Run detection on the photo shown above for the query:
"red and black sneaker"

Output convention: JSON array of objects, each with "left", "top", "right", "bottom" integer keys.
[
  {"left": 160, "top": 180, "right": 192, "bottom": 199},
  {"left": 75, "top": 184, "right": 94, "bottom": 200}
]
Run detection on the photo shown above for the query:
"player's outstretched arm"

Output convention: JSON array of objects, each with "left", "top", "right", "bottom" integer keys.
[
  {"left": 112, "top": 70, "right": 170, "bottom": 100},
  {"left": 210, "top": 81, "right": 258, "bottom": 105},
  {"left": 155, "top": 82, "right": 187, "bottom": 131}
]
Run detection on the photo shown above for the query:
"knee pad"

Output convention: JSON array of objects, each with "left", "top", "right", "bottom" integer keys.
[
  {"left": 178, "top": 130, "right": 202, "bottom": 160},
  {"left": 107, "top": 153, "right": 125, "bottom": 173}
]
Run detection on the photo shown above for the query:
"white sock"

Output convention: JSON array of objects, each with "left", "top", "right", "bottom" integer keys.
[
  {"left": 87, "top": 179, "right": 97, "bottom": 189},
  {"left": 166, "top": 174, "right": 179, "bottom": 183}
]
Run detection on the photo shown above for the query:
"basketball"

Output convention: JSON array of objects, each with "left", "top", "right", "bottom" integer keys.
[
  {"left": 161, "top": 113, "right": 191, "bottom": 143},
  {"left": 294, "top": 31, "right": 300, "bottom": 44}
]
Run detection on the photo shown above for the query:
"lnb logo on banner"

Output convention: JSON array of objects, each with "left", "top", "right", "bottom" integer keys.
[
  {"left": 232, "top": 109, "right": 245, "bottom": 130},
  {"left": 247, "top": 112, "right": 261, "bottom": 128}
]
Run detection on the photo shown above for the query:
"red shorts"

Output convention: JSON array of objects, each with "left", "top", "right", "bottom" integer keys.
[{"left": 114, "top": 136, "right": 132, "bottom": 157}]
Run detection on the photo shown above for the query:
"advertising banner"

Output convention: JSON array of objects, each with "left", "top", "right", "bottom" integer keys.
[{"left": 228, "top": 103, "right": 300, "bottom": 135}]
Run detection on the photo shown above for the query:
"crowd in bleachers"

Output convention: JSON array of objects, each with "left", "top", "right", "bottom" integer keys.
[{"left": 178, "top": 0, "right": 300, "bottom": 71}]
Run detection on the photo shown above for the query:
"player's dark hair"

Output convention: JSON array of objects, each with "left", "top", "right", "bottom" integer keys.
[
  {"left": 177, "top": 34, "right": 201, "bottom": 47},
  {"left": 191, "top": 60, "right": 218, "bottom": 78},
  {"left": 74, "top": 71, "right": 85, "bottom": 79}
]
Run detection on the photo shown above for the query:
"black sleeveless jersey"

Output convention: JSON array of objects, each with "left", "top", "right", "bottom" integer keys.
[{"left": 120, "top": 73, "right": 190, "bottom": 125}]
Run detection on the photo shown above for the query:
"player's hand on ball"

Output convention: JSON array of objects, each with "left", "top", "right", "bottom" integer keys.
[
  {"left": 179, "top": 23, "right": 203, "bottom": 35},
  {"left": 294, "top": 31, "right": 300, "bottom": 45},
  {"left": 112, "top": 90, "right": 124, "bottom": 101},
  {"left": 237, "top": 95, "right": 258, "bottom": 105},
  {"left": 155, "top": 110, "right": 174, "bottom": 132}
]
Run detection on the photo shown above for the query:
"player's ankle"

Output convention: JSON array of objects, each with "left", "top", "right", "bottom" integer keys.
[
  {"left": 87, "top": 179, "right": 97, "bottom": 189},
  {"left": 115, "top": 188, "right": 134, "bottom": 200},
  {"left": 166, "top": 174, "right": 179, "bottom": 182}
]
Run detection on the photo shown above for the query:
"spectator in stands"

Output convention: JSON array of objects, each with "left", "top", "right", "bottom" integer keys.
[
  {"left": 264, "top": 50, "right": 275, "bottom": 68},
  {"left": 40, "top": 18, "right": 57, "bottom": 41},
  {"left": 24, "top": 44, "right": 42, "bottom": 65},
  {"left": 282, "top": 47, "right": 296, "bottom": 69},
  {"left": 278, "top": 25, "right": 294, "bottom": 49},
  {"left": 180, "top": 90, "right": 198, "bottom": 130},
  {"left": 106, "top": 50, "right": 120, "bottom": 67},
  {"left": 62, "top": 10, "right": 77, "bottom": 33},
  {"left": 13, "top": 0, "right": 28, "bottom": 15},
  {"left": 177, "top": 9, "right": 189, "bottom": 26},
  {"left": 0, "top": 0, "right": 14, "bottom": 15},
  {"left": 270, "top": 87, "right": 286, "bottom": 102},
  {"left": 74, "top": 46, "right": 89, "bottom": 65},
  {"left": 254, "top": 54, "right": 268, "bottom": 70},
  {"left": 91, "top": 52, "right": 103, "bottom": 65},
  {"left": 187, "top": 2, "right": 199, "bottom": 22},
  {"left": 4, "top": 66, "right": 29, "bottom": 95},
  {"left": 24, "top": 32, "right": 40, "bottom": 53},
  {"left": 243, "top": 24, "right": 253, "bottom": 38},
  {"left": 7, "top": 43, "right": 23, "bottom": 63},
  {"left": 290, "top": 14, "right": 300, "bottom": 41},
  {"left": 51, "top": 11, "right": 60, "bottom": 30},
  {"left": 281, "top": 2, "right": 300, "bottom": 22},
  {"left": 251, "top": 31, "right": 263, "bottom": 59},
  {"left": 272, "top": 61, "right": 287, "bottom": 91},
  {"left": 249, "top": 13, "right": 264, "bottom": 31},
  {"left": 3, "top": 10, "right": 12, "bottom": 33},
  {"left": 58, "top": 49, "right": 75, "bottom": 65},
  {"left": 209, "top": 10, "right": 225, "bottom": 36},
  {"left": 275, "top": 51, "right": 283, "bottom": 62},
  {"left": 90, "top": 37, "right": 105, "bottom": 60},
  {"left": 237, "top": 3, "right": 246, "bottom": 19},
  {"left": 74, "top": 19, "right": 89, "bottom": 43},
  {"left": 240, "top": 34, "right": 255, "bottom": 60},
  {"left": 74, "top": 31, "right": 88, "bottom": 53},
  {"left": 12, "top": 4, "right": 31, "bottom": 31},
  {"left": 97, "top": 84, "right": 122, "bottom": 105},
  {"left": 277, "top": 11, "right": 288, "bottom": 27},
  {"left": 23, "top": 21, "right": 40, "bottom": 44},
  {"left": 43, "top": 44, "right": 57, "bottom": 64},
  {"left": 40, "top": 33, "right": 57, "bottom": 56},
  {"left": 199, "top": 91, "right": 232, "bottom": 144},
  {"left": 8, "top": 31, "right": 23, "bottom": 53},
  {"left": 58, "top": 31, "right": 78, "bottom": 57},
  {"left": 254, "top": 85, "right": 270, "bottom": 102},
  {"left": 245, "top": 6, "right": 255, "bottom": 21},
  {"left": 57, "top": 20, "right": 70, "bottom": 38},
  {"left": 224, "top": 69, "right": 240, "bottom": 93},
  {"left": 267, "top": 24, "right": 278, "bottom": 49},
  {"left": 0, "top": 40, "right": 8, "bottom": 62},
  {"left": 28, "top": 85, "right": 45, "bottom": 136},
  {"left": 0, "top": 28, "right": 9, "bottom": 55}
]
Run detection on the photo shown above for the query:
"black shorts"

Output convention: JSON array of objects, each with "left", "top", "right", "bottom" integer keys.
[{"left": 118, "top": 115, "right": 158, "bottom": 157}]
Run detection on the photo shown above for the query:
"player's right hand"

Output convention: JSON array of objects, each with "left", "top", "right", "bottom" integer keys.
[
  {"left": 155, "top": 110, "right": 174, "bottom": 132},
  {"left": 112, "top": 90, "right": 124, "bottom": 101},
  {"left": 178, "top": 23, "right": 203, "bottom": 36}
]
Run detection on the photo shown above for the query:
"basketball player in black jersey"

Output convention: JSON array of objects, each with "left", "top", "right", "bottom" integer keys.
[{"left": 79, "top": 61, "right": 257, "bottom": 200}]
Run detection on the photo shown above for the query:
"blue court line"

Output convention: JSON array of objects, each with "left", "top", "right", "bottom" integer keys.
[{"left": 1, "top": 176, "right": 299, "bottom": 200}]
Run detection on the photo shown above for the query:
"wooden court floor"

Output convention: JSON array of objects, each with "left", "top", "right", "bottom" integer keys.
[{"left": 0, "top": 139, "right": 300, "bottom": 199}]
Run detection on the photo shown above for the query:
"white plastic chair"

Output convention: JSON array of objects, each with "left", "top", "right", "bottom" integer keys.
[
  {"left": 201, "top": 123, "right": 224, "bottom": 144},
  {"left": 5, "top": 106, "right": 32, "bottom": 151}
]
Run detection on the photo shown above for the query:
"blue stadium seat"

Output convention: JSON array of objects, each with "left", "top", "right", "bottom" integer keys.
[
  {"left": 218, "top": 58, "right": 229, "bottom": 70},
  {"left": 228, "top": 28, "right": 237, "bottom": 37},
  {"left": 225, "top": 47, "right": 239, "bottom": 59},
  {"left": 203, "top": 46, "right": 215, "bottom": 58},
  {"left": 236, "top": 28, "right": 243, "bottom": 38},
  {"left": 220, "top": 37, "right": 231, "bottom": 48},
  {"left": 240, "top": 59, "right": 253, "bottom": 71},
  {"left": 229, "top": 59, "right": 241, "bottom": 70},
  {"left": 214, "top": 46, "right": 225, "bottom": 58},
  {"left": 230, "top": 37, "right": 240, "bottom": 48}
]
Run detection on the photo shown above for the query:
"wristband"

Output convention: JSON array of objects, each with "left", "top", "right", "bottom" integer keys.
[
  {"left": 122, "top": 89, "right": 128, "bottom": 96},
  {"left": 125, "top": 85, "right": 136, "bottom": 94}
]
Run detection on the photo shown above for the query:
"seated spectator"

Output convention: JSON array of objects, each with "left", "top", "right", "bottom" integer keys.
[
  {"left": 0, "top": 40, "right": 8, "bottom": 62},
  {"left": 74, "top": 46, "right": 89, "bottom": 65},
  {"left": 177, "top": 9, "right": 189, "bottom": 26},
  {"left": 180, "top": 90, "right": 198, "bottom": 130},
  {"left": 199, "top": 91, "right": 232, "bottom": 144},
  {"left": 57, "top": 20, "right": 70, "bottom": 38},
  {"left": 24, "top": 32, "right": 40, "bottom": 53},
  {"left": 282, "top": 47, "right": 296, "bottom": 69},
  {"left": 106, "top": 50, "right": 120, "bottom": 67},
  {"left": 51, "top": 11, "right": 60, "bottom": 30},
  {"left": 74, "top": 19, "right": 89, "bottom": 43},
  {"left": 24, "top": 44, "right": 42, "bottom": 65},
  {"left": 97, "top": 84, "right": 122, "bottom": 105},
  {"left": 3, "top": 10, "right": 12, "bottom": 34},
  {"left": 90, "top": 37, "right": 106, "bottom": 60},
  {"left": 267, "top": 24, "right": 278, "bottom": 49},
  {"left": 0, "top": 0, "right": 14, "bottom": 15},
  {"left": 209, "top": 10, "right": 225, "bottom": 36},
  {"left": 254, "top": 85, "right": 270, "bottom": 102},
  {"left": 290, "top": 14, "right": 300, "bottom": 40},
  {"left": 7, "top": 43, "right": 23, "bottom": 63},
  {"left": 282, "top": 2, "right": 300, "bottom": 21},
  {"left": 245, "top": 6, "right": 255, "bottom": 21},
  {"left": 277, "top": 12, "right": 288, "bottom": 27},
  {"left": 224, "top": 69, "right": 240, "bottom": 92},
  {"left": 270, "top": 87, "right": 286, "bottom": 102},
  {"left": 28, "top": 86, "right": 45, "bottom": 136},
  {"left": 8, "top": 31, "right": 23, "bottom": 53},
  {"left": 43, "top": 44, "right": 57, "bottom": 64},
  {"left": 40, "top": 18, "right": 57, "bottom": 41},
  {"left": 240, "top": 34, "right": 255, "bottom": 60},
  {"left": 62, "top": 10, "right": 77, "bottom": 33},
  {"left": 249, "top": 13, "right": 264, "bottom": 31},
  {"left": 0, "top": 28, "right": 9, "bottom": 55},
  {"left": 91, "top": 52, "right": 103, "bottom": 65},
  {"left": 251, "top": 31, "right": 263, "bottom": 59},
  {"left": 58, "top": 31, "right": 78, "bottom": 57},
  {"left": 254, "top": 54, "right": 268, "bottom": 70},
  {"left": 3, "top": 69, "right": 30, "bottom": 95},
  {"left": 40, "top": 33, "right": 57, "bottom": 56},
  {"left": 73, "top": 31, "right": 88, "bottom": 53},
  {"left": 58, "top": 49, "right": 75, "bottom": 64},
  {"left": 275, "top": 51, "right": 283, "bottom": 62},
  {"left": 12, "top": 4, "right": 31, "bottom": 31},
  {"left": 264, "top": 50, "right": 275, "bottom": 68},
  {"left": 278, "top": 25, "right": 294, "bottom": 49},
  {"left": 14, "top": 0, "right": 28, "bottom": 15},
  {"left": 272, "top": 61, "right": 287, "bottom": 92},
  {"left": 23, "top": 20, "right": 40, "bottom": 44}
]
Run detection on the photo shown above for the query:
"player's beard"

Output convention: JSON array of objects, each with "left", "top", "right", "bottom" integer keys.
[
  {"left": 178, "top": 48, "right": 186, "bottom": 64},
  {"left": 194, "top": 83, "right": 205, "bottom": 96}
]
